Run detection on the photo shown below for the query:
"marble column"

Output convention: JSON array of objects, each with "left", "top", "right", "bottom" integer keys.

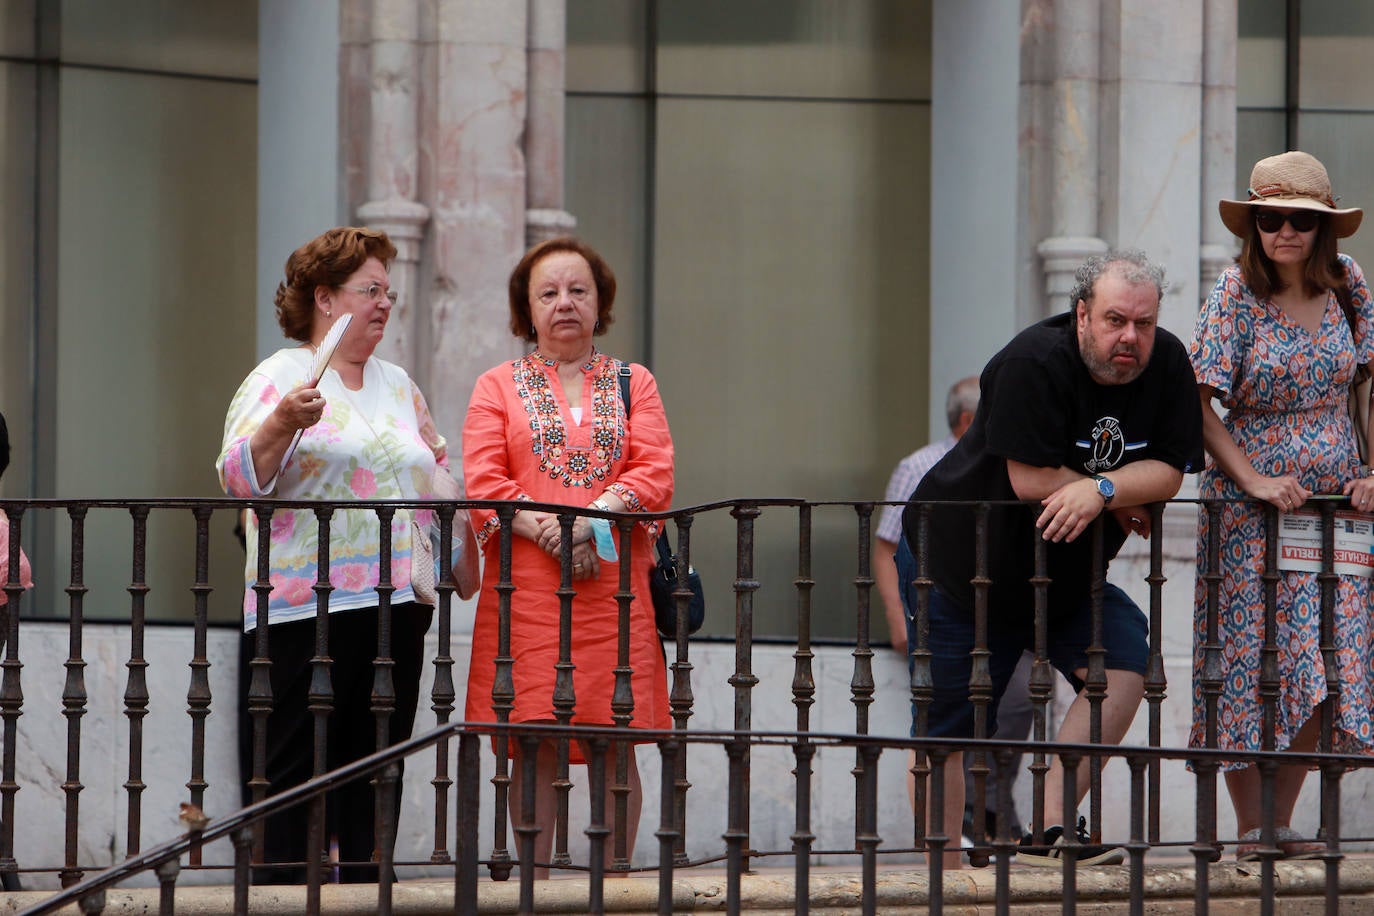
[
  {"left": 525, "top": 0, "right": 576, "bottom": 246},
  {"left": 1097, "top": 0, "right": 1204, "bottom": 337},
  {"left": 419, "top": 0, "right": 530, "bottom": 458},
  {"left": 930, "top": 0, "right": 1020, "bottom": 439},
  {"left": 1035, "top": 0, "right": 1107, "bottom": 310},
  {"left": 356, "top": 0, "right": 431, "bottom": 370},
  {"left": 1200, "top": 0, "right": 1239, "bottom": 293}
]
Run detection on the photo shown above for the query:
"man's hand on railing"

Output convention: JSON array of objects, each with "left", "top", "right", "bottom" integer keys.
[
  {"left": 1035, "top": 477, "right": 1108, "bottom": 543},
  {"left": 1109, "top": 505, "right": 1151, "bottom": 539}
]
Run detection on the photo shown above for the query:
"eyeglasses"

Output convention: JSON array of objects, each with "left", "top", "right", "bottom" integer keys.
[
  {"left": 337, "top": 283, "right": 398, "bottom": 305},
  {"left": 1255, "top": 209, "right": 1320, "bottom": 234}
]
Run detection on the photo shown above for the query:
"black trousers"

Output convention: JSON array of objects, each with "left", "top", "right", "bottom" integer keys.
[{"left": 239, "top": 603, "right": 432, "bottom": 884}]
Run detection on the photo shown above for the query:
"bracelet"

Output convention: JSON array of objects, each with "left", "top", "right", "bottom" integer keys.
[{"left": 590, "top": 498, "right": 612, "bottom": 513}]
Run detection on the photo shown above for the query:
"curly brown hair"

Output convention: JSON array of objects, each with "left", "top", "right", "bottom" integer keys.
[
  {"left": 507, "top": 236, "right": 616, "bottom": 342},
  {"left": 1236, "top": 213, "right": 1344, "bottom": 301},
  {"left": 274, "top": 227, "right": 398, "bottom": 342}
]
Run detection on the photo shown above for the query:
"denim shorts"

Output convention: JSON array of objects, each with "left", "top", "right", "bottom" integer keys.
[{"left": 895, "top": 535, "right": 1148, "bottom": 739}]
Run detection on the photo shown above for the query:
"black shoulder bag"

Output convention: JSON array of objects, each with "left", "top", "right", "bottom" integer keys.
[{"left": 616, "top": 362, "right": 705, "bottom": 638}]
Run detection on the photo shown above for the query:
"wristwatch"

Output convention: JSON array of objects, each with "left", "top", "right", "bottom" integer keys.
[{"left": 1090, "top": 473, "right": 1115, "bottom": 505}]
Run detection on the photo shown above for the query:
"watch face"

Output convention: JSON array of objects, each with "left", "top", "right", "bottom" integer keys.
[{"left": 1096, "top": 475, "right": 1115, "bottom": 500}]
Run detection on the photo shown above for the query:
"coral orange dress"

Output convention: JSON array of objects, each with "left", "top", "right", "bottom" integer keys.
[{"left": 463, "top": 351, "right": 673, "bottom": 744}]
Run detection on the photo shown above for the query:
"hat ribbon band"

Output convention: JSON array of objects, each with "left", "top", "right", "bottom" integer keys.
[{"left": 1248, "top": 184, "right": 1337, "bottom": 208}]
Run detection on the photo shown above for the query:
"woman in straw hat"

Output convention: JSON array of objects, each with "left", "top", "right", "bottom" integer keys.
[{"left": 1190, "top": 150, "right": 1374, "bottom": 860}]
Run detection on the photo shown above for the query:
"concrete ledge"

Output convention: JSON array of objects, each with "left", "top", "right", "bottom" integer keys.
[{"left": 6, "top": 860, "right": 1374, "bottom": 914}]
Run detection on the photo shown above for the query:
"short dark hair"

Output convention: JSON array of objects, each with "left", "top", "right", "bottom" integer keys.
[
  {"left": 274, "top": 227, "right": 397, "bottom": 343},
  {"left": 508, "top": 236, "right": 617, "bottom": 342},
  {"left": 0, "top": 411, "right": 9, "bottom": 481},
  {"left": 1236, "top": 213, "right": 1344, "bottom": 301}
]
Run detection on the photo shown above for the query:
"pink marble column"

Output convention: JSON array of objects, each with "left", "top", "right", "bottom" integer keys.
[
  {"left": 525, "top": 0, "right": 576, "bottom": 245},
  {"left": 416, "top": 0, "right": 530, "bottom": 457},
  {"left": 355, "top": 0, "right": 431, "bottom": 369},
  {"left": 1199, "top": 0, "right": 1238, "bottom": 292},
  {"left": 1035, "top": 0, "right": 1108, "bottom": 307}
]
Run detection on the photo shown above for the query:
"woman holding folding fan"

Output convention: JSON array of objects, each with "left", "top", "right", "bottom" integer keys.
[{"left": 217, "top": 226, "right": 460, "bottom": 883}]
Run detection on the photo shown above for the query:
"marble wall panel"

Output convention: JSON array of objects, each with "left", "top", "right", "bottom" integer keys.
[
  {"left": 14, "top": 623, "right": 241, "bottom": 889},
  {"left": 1110, "top": 0, "right": 1204, "bottom": 83}
]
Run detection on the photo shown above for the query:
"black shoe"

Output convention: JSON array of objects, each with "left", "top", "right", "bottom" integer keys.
[{"left": 1017, "top": 816, "right": 1126, "bottom": 866}]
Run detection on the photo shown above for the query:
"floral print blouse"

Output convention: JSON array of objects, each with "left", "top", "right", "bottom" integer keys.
[{"left": 217, "top": 348, "right": 449, "bottom": 629}]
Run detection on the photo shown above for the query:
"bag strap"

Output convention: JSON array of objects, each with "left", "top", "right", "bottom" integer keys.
[
  {"left": 655, "top": 532, "right": 678, "bottom": 580},
  {"left": 617, "top": 361, "right": 673, "bottom": 554},
  {"left": 1337, "top": 268, "right": 1358, "bottom": 341},
  {"left": 1334, "top": 265, "right": 1371, "bottom": 383},
  {"left": 618, "top": 362, "right": 632, "bottom": 420}
]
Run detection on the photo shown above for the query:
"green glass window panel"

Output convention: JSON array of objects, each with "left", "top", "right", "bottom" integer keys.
[
  {"left": 0, "top": 1, "right": 37, "bottom": 58},
  {"left": 60, "top": 0, "right": 257, "bottom": 79},
  {"left": 1296, "top": 112, "right": 1374, "bottom": 272},
  {"left": 1299, "top": 0, "right": 1374, "bottom": 109},
  {"left": 565, "top": 95, "right": 649, "bottom": 363},
  {"left": 1237, "top": 0, "right": 1285, "bottom": 109},
  {"left": 1235, "top": 108, "right": 1286, "bottom": 195},
  {"left": 652, "top": 96, "right": 928, "bottom": 639},
  {"left": 57, "top": 68, "right": 256, "bottom": 620},
  {"left": 657, "top": 0, "right": 930, "bottom": 101},
  {"left": 0, "top": 61, "right": 36, "bottom": 495},
  {"left": 567, "top": 0, "right": 648, "bottom": 94}
]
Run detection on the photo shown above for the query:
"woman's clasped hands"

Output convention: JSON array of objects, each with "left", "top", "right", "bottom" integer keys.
[{"left": 527, "top": 510, "right": 599, "bottom": 579}]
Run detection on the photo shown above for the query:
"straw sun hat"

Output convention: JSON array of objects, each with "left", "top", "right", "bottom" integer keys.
[{"left": 1218, "top": 150, "right": 1363, "bottom": 239}]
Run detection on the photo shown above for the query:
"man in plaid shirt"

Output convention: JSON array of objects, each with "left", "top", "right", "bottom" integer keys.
[
  {"left": 874, "top": 376, "right": 979, "bottom": 652},
  {"left": 875, "top": 375, "right": 1031, "bottom": 853}
]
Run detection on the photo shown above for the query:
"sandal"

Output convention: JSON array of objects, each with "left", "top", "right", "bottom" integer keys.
[
  {"left": 1275, "top": 826, "right": 1325, "bottom": 860},
  {"left": 1236, "top": 826, "right": 1326, "bottom": 861},
  {"left": 1236, "top": 827, "right": 1266, "bottom": 862}
]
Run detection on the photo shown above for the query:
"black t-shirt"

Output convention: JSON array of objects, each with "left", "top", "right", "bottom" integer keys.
[{"left": 902, "top": 312, "right": 1204, "bottom": 616}]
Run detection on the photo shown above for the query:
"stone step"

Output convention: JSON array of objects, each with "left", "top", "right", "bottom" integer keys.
[{"left": 8, "top": 860, "right": 1374, "bottom": 914}]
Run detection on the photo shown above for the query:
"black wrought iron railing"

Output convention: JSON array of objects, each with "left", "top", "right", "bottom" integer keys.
[{"left": 0, "top": 496, "right": 1369, "bottom": 916}]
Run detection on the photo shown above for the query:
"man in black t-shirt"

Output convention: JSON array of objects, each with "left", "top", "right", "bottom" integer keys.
[{"left": 897, "top": 250, "right": 1203, "bottom": 867}]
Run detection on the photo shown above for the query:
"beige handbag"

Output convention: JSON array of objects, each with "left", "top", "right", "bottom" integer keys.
[
  {"left": 409, "top": 518, "right": 438, "bottom": 605},
  {"left": 428, "top": 466, "right": 481, "bottom": 600}
]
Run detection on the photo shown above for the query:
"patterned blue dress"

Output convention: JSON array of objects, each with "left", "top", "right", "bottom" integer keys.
[{"left": 1189, "top": 255, "right": 1374, "bottom": 765}]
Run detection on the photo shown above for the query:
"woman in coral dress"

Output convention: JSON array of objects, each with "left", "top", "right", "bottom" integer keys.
[
  {"left": 1191, "top": 151, "right": 1374, "bottom": 860},
  {"left": 463, "top": 236, "right": 673, "bottom": 873}
]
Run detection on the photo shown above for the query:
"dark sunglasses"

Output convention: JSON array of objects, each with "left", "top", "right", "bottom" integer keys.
[{"left": 1255, "top": 208, "right": 1320, "bottom": 233}]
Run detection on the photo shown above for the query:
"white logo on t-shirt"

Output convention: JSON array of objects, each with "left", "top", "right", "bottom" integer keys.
[{"left": 1084, "top": 416, "right": 1124, "bottom": 471}]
